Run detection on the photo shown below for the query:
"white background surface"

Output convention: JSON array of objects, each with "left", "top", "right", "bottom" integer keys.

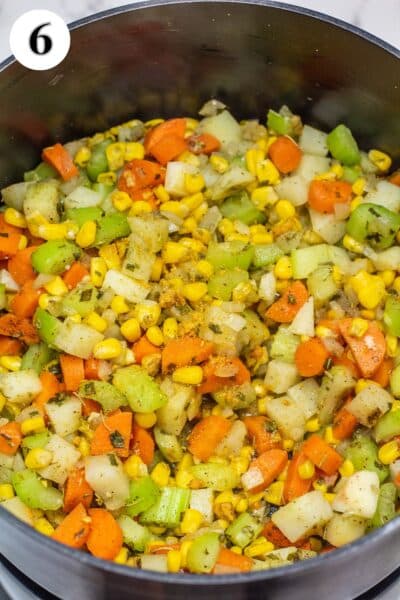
[{"left": 0, "top": 0, "right": 399, "bottom": 63}]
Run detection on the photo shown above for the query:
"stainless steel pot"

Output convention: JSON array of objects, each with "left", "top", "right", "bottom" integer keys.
[{"left": 0, "top": 2, "right": 399, "bottom": 598}]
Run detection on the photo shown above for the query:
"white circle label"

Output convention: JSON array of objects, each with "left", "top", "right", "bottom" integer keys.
[{"left": 9, "top": 10, "right": 70, "bottom": 71}]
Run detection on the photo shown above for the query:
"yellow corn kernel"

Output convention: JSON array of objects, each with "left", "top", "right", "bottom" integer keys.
[
  {"left": 34, "top": 517, "right": 55, "bottom": 537},
  {"left": 352, "top": 177, "right": 366, "bottom": 196},
  {"left": 184, "top": 173, "right": 205, "bottom": 194},
  {"left": 302, "top": 230, "right": 323, "bottom": 245},
  {"left": 78, "top": 437, "right": 90, "bottom": 457},
  {"left": 0, "top": 355, "right": 21, "bottom": 372},
  {"left": 0, "top": 393, "right": 6, "bottom": 413},
  {"left": 85, "top": 311, "right": 108, "bottom": 333},
  {"left": 43, "top": 276, "right": 68, "bottom": 297},
  {"left": 251, "top": 186, "right": 277, "bottom": 210},
  {"left": 249, "top": 224, "right": 266, "bottom": 236},
  {"left": 350, "top": 270, "right": 386, "bottom": 309},
  {"left": 349, "top": 317, "right": 369, "bottom": 338},
  {"left": 386, "top": 334, "right": 398, "bottom": 358},
  {"left": 37, "top": 291, "right": 49, "bottom": 308},
  {"left": 280, "top": 439, "right": 293, "bottom": 452},
  {"left": 246, "top": 148, "right": 265, "bottom": 175},
  {"left": 175, "top": 469, "right": 193, "bottom": 488},
  {"left": 93, "top": 338, "right": 122, "bottom": 360},
  {"left": 179, "top": 237, "right": 205, "bottom": 254},
  {"left": 160, "top": 201, "right": 189, "bottom": 219},
  {"left": 391, "top": 400, "right": 400, "bottom": 412},
  {"left": 167, "top": 549, "right": 181, "bottom": 573},
  {"left": 393, "top": 276, "right": 400, "bottom": 294},
  {"left": 343, "top": 234, "right": 364, "bottom": 254},
  {"left": 97, "top": 171, "right": 117, "bottom": 185},
  {"left": 339, "top": 459, "right": 355, "bottom": 478},
  {"left": 264, "top": 481, "right": 284, "bottom": 506},
  {"left": 37, "top": 222, "right": 69, "bottom": 241},
  {"left": 324, "top": 426, "right": 338, "bottom": 445},
  {"left": 111, "top": 295, "right": 129, "bottom": 315},
  {"left": 298, "top": 459, "right": 315, "bottom": 480},
  {"left": 120, "top": 318, "right": 141, "bottom": 343},
  {"left": 25, "top": 448, "right": 53, "bottom": 470},
  {"left": 172, "top": 366, "right": 203, "bottom": 385},
  {"left": 111, "top": 190, "right": 132, "bottom": 212},
  {"left": 181, "top": 217, "right": 197, "bottom": 234},
  {"left": 275, "top": 199, "right": 295, "bottom": 220},
  {"left": 90, "top": 257, "right": 107, "bottom": 287},
  {"left": 17, "top": 234, "right": 28, "bottom": 250},
  {"left": 21, "top": 415, "right": 45, "bottom": 435},
  {"left": 305, "top": 417, "right": 321, "bottom": 433},
  {"left": 163, "top": 241, "right": 188, "bottom": 264},
  {"left": 180, "top": 508, "right": 203, "bottom": 534},
  {"left": 194, "top": 260, "right": 213, "bottom": 280},
  {"left": 182, "top": 282, "right": 208, "bottom": 303},
  {"left": 151, "top": 185, "right": 169, "bottom": 206},
  {"left": 378, "top": 440, "right": 400, "bottom": 465},
  {"left": 151, "top": 462, "right": 170, "bottom": 487},
  {"left": 68, "top": 313, "right": 82, "bottom": 324},
  {"left": 218, "top": 218, "right": 235, "bottom": 237},
  {"left": 379, "top": 270, "right": 395, "bottom": 288},
  {"left": 180, "top": 540, "right": 193, "bottom": 568},
  {"left": 145, "top": 118, "right": 164, "bottom": 129},
  {"left": 324, "top": 493, "right": 336, "bottom": 504},
  {"left": 179, "top": 453, "right": 193, "bottom": 471},
  {"left": 355, "top": 378, "right": 375, "bottom": 394},
  {"left": 134, "top": 412, "right": 157, "bottom": 429},
  {"left": 192, "top": 203, "right": 208, "bottom": 222},
  {"left": 0, "top": 483, "right": 14, "bottom": 501},
  {"left": 209, "top": 154, "right": 229, "bottom": 174},
  {"left": 150, "top": 257, "right": 164, "bottom": 282},
  {"left": 234, "top": 497, "right": 248, "bottom": 513},
  {"left": 182, "top": 192, "right": 204, "bottom": 213},
  {"left": 135, "top": 303, "right": 161, "bottom": 329},
  {"left": 350, "top": 196, "right": 362, "bottom": 212},
  {"left": 313, "top": 480, "right": 327, "bottom": 493},
  {"left": 244, "top": 539, "right": 275, "bottom": 558},
  {"left": 274, "top": 256, "right": 293, "bottom": 279},
  {"left": 257, "top": 396, "right": 269, "bottom": 415},
  {"left": 125, "top": 141, "right": 145, "bottom": 161},
  {"left": 146, "top": 325, "right": 164, "bottom": 347},
  {"left": 114, "top": 547, "right": 129, "bottom": 565},
  {"left": 368, "top": 149, "right": 392, "bottom": 172},
  {"left": 330, "top": 163, "right": 343, "bottom": 178},
  {"left": 124, "top": 455, "right": 147, "bottom": 479},
  {"left": 99, "top": 243, "right": 121, "bottom": 269},
  {"left": 315, "top": 326, "right": 332, "bottom": 340},
  {"left": 359, "top": 310, "right": 375, "bottom": 320},
  {"left": 106, "top": 142, "right": 126, "bottom": 171},
  {"left": 162, "top": 317, "right": 178, "bottom": 341},
  {"left": 226, "top": 232, "right": 249, "bottom": 242},
  {"left": 256, "top": 159, "right": 280, "bottom": 185},
  {"left": 74, "top": 146, "right": 91, "bottom": 167},
  {"left": 4, "top": 207, "right": 26, "bottom": 228},
  {"left": 252, "top": 232, "right": 274, "bottom": 245},
  {"left": 129, "top": 200, "right": 152, "bottom": 216}
]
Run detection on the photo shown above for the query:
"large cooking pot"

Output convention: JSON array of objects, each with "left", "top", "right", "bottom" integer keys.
[{"left": 0, "top": 1, "right": 399, "bottom": 598}]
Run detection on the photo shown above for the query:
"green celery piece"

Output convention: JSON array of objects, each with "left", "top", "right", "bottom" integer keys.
[
  {"left": 65, "top": 206, "right": 103, "bottom": 227},
  {"left": 24, "top": 162, "right": 58, "bottom": 182},
  {"left": 86, "top": 139, "right": 112, "bottom": 182},
  {"left": 0, "top": 283, "right": 6, "bottom": 310},
  {"left": 125, "top": 476, "right": 160, "bottom": 517},
  {"left": 21, "top": 342, "right": 54, "bottom": 374},
  {"left": 208, "top": 269, "right": 249, "bottom": 301},
  {"left": 33, "top": 309, "right": 61, "bottom": 347},
  {"left": 117, "top": 515, "right": 151, "bottom": 552},
  {"left": 390, "top": 364, "right": 400, "bottom": 398},
  {"left": 220, "top": 192, "right": 266, "bottom": 225},
  {"left": 383, "top": 296, "right": 400, "bottom": 337},
  {"left": 267, "top": 109, "right": 292, "bottom": 135},
  {"left": 327, "top": 124, "right": 360, "bottom": 166},
  {"left": 291, "top": 244, "right": 330, "bottom": 279},
  {"left": 307, "top": 265, "right": 338, "bottom": 305},
  {"left": 61, "top": 285, "right": 99, "bottom": 318},
  {"left": 370, "top": 483, "right": 397, "bottom": 528},
  {"left": 207, "top": 241, "right": 254, "bottom": 270},
  {"left": 12, "top": 470, "right": 63, "bottom": 511},
  {"left": 342, "top": 165, "right": 361, "bottom": 184},
  {"left": 31, "top": 240, "right": 81, "bottom": 275},
  {"left": 374, "top": 408, "right": 400, "bottom": 442},
  {"left": 346, "top": 434, "right": 389, "bottom": 483},
  {"left": 226, "top": 512, "right": 263, "bottom": 548},
  {"left": 190, "top": 463, "right": 239, "bottom": 491},
  {"left": 21, "top": 431, "right": 51, "bottom": 449},
  {"left": 113, "top": 366, "right": 167, "bottom": 413},
  {"left": 79, "top": 380, "right": 127, "bottom": 413},
  {"left": 93, "top": 213, "right": 130, "bottom": 246},
  {"left": 186, "top": 533, "right": 220, "bottom": 574},
  {"left": 92, "top": 182, "right": 115, "bottom": 201},
  {"left": 346, "top": 203, "right": 400, "bottom": 250},
  {"left": 252, "top": 244, "right": 283, "bottom": 268},
  {"left": 140, "top": 486, "right": 190, "bottom": 527},
  {"left": 270, "top": 327, "right": 299, "bottom": 363},
  {"left": 154, "top": 428, "right": 183, "bottom": 463}
]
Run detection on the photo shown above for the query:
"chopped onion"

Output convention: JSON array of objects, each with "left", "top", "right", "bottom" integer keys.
[
  {"left": 199, "top": 206, "right": 222, "bottom": 232},
  {"left": 0, "top": 269, "right": 19, "bottom": 292},
  {"left": 334, "top": 202, "right": 351, "bottom": 220}
]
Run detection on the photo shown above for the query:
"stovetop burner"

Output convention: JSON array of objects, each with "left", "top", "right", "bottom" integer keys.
[{"left": 1, "top": 553, "right": 400, "bottom": 599}]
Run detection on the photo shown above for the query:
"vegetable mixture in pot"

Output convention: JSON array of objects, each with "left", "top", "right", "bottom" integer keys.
[{"left": 0, "top": 102, "right": 399, "bottom": 574}]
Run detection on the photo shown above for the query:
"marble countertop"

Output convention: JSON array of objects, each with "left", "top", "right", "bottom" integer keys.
[{"left": 0, "top": 0, "right": 399, "bottom": 63}]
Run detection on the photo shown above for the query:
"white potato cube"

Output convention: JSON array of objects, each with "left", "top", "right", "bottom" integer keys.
[
  {"left": 324, "top": 513, "right": 367, "bottom": 547},
  {"left": 265, "top": 360, "right": 299, "bottom": 394},
  {"left": 265, "top": 395, "right": 306, "bottom": 442},
  {"left": 272, "top": 491, "right": 333, "bottom": 542},
  {"left": 332, "top": 470, "right": 380, "bottom": 519},
  {"left": 347, "top": 384, "right": 391, "bottom": 427},
  {"left": 85, "top": 454, "right": 130, "bottom": 510}
]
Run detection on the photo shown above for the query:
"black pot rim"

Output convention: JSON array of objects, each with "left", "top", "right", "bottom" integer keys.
[{"left": 0, "top": 0, "right": 399, "bottom": 587}]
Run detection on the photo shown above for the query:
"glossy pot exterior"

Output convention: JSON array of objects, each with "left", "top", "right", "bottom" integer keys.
[{"left": 0, "top": 2, "right": 400, "bottom": 598}]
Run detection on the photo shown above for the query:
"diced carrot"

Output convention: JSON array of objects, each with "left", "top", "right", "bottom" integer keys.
[
  {"left": 63, "top": 262, "right": 89, "bottom": 289},
  {"left": 42, "top": 143, "right": 78, "bottom": 181},
  {"left": 262, "top": 521, "right": 305, "bottom": 548},
  {"left": 372, "top": 357, "right": 393, "bottom": 388},
  {"left": 317, "top": 319, "right": 342, "bottom": 336},
  {"left": 90, "top": 411, "right": 132, "bottom": 458},
  {"left": 214, "top": 548, "right": 252, "bottom": 573},
  {"left": 332, "top": 402, "right": 358, "bottom": 441},
  {"left": 243, "top": 416, "right": 282, "bottom": 454},
  {"left": 0, "top": 422, "right": 22, "bottom": 455},
  {"left": 389, "top": 171, "right": 400, "bottom": 186},
  {"left": 308, "top": 179, "right": 352, "bottom": 214},
  {"left": 132, "top": 335, "right": 161, "bottom": 365},
  {"left": 338, "top": 319, "right": 386, "bottom": 378},
  {"left": 187, "top": 133, "right": 221, "bottom": 155},
  {"left": 197, "top": 356, "right": 250, "bottom": 394},
  {"left": 0, "top": 313, "right": 38, "bottom": 345},
  {"left": 161, "top": 336, "right": 215, "bottom": 373},
  {"left": 81, "top": 397, "right": 102, "bottom": 417},
  {"left": 84, "top": 358, "right": 110, "bottom": 381},
  {"left": 0, "top": 336, "right": 22, "bottom": 355},
  {"left": 63, "top": 468, "right": 94, "bottom": 513},
  {"left": 302, "top": 434, "right": 343, "bottom": 475},
  {"left": 266, "top": 281, "right": 308, "bottom": 324},
  {"left": 52, "top": 503, "right": 90, "bottom": 549},
  {"left": 295, "top": 337, "right": 330, "bottom": 377},
  {"left": 242, "top": 449, "right": 288, "bottom": 493},
  {"left": 332, "top": 354, "right": 361, "bottom": 379},
  {"left": 7, "top": 246, "right": 37, "bottom": 286},
  {"left": 0, "top": 233, "right": 21, "bottom": 259},
  {"left": 10, "top": 281, "right": 41, "bottom": 318},
  {"left": 118, "top": 159, "right": 165, "bottom": 201},
  {"left": 131, "top": 423, "right": 155, "bottom": 465},
  {"left": 0, "top": 214, "right": 20, "bottom": 236},
  {"left": 60, "top": 355, "right": 85, "bottom": 392},
  {"left": 86, "top": 508, "right": 123, "bottom": 560},
  {"left": 283, "top": 451, "right": 314, "bottom": 502},
  {"left": 149, "top": 134, "right": 188, "bottom": 165},
  {"left": 188, "top": 415, "right": 232, "bottom": 461},
  {"left": 144, "top": 118, "right": 186, "bottom": 154},
  {"left": 33, "top": 371, "right": 60, "bottom": 413},
  {"left": 268, "top": 136, "right": 302, "bottom": 173}
]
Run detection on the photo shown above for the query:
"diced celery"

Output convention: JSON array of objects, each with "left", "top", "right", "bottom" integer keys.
[
  {"left": 86, "top": 139, "right": 112, "bottom": 182},
  {"left": 252, "top": 244, "right": 283, "bottom": 268},
  {"left": 92, "top": 182, "right": 114, "bottom": 201},
  {"left": 270, "top": 326, "right": 299, "bottom": 363},
  {"left": 373, "top": 410, "right": 400, "bottom": 443},
  {"left": 307, "top": 265, "right": 338, "bottom": 305},
  {"left": 207, "top": 241, "right": 254, "bottom": 270},
  {"left": 383, "top": 296, "right": 400, "bottom": 337},
  {"left": 33, "top": 308, "right": 61, "bottom": 347},
  {"left": 23, "top": 180, "right": 60, "bottom": 223},
  {"left": 226, "top": 512, "right": 263, "bottom": 548},
  {"left": 31, "top": 240, "right": 81, "bottom": 275},
  {"left": 208, "top": 269, "right": 249, "bottom": 301},
  {"left": 12, "top": 469, "right": 63, "bottom": 511},
  {"left": 342, "top": 166, "right": 361, "bottom": 184},
  {"left": 153, "top": 428, "right": 183, "bottom": 463},
  {"left": 370, "top": 482, "right": 397, "bottom": 528},
  {"left": 327, "top": 124, "right": 360, "bottom": 166},
  {"left": 24, "top": 162, "right": 58, "bottom": 182},
  {"left": 113, "top": 366, "right": 167, "bottom": 413},
  {"left": 65, "top": 206, "right": 103, "bottom": 227},
  {"left": 21, "top": 431, "right": 51, "bottom": 450},
  {"left": 21, "top": 342, "right": 54, "bottom": 374},
  {"left": 346, "top": 434, "right": 389, "bottom": 483},
  {"left": 291, "top": 244, "right": 330, "bottom": 279},
  {"left": 186, "top": 532, "right": 220, "bottom": 574},
  {"left": 267, "top": 109, "right": 292, "bottom": 135},
  {"left": 79, "top": 380, "right": 127, "bottom": 413},
  {"left": 318, "top": 366, "right": 355, "bottom": 425},
  {"left": 60, "top": 285, "right": 99, "bottom": 318},
  {"left": 190, "top": 463, "right": 239, "bottom": 491},
  {"left": 126, "top": 476, "right": 160, "bottom": 518},
  {"left": 346, "top": 203, "right": 400, "bottom": 251},
  {"left": 140, "top": 486, "right": 190, "bottom": 527},
  {"left": 117, "top": 515, "right": 152, "bottom": 552},
  {"left": 220, "top": 192, "right": 266, "bottom": 225},
  {"left": 93, "top": 213, "right": 130, "bottom": 246}
]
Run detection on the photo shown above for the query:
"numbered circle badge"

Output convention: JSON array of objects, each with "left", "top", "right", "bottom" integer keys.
[{"left": 9, "top": 10, "right": 70, "bottom": 71}]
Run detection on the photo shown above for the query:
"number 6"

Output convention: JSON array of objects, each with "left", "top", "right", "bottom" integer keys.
[{"left": 29, "top": 23, "right": 52, "bottom": 55}]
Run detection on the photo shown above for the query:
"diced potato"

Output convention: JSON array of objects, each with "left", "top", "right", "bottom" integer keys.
[
  {"left": 198, "top": 110, "right": 241, "bottom": 151},
  {"left": 287, "top": 378, "right": 319, "bottom": 420},
  {"left": 157, "top": 378, "right": 194, "bottom": 436},
  {"left": 45, "top": 395, "right": 82, "bottom": 437},
  {"left": 324, "top": 513, "right": 366, "bottom": 547},
  {"left": 128, "top": 215, "right": 169, "bottom": 253},
  {"left": 299, "top": 125, "right": 328, "bottom": 157},
  {"left": 309, "top": 209, "right": 346, "bottom": 245},
  {"left": 164, "top": 162, "right": 198, "bottom": 197},
  {"left": 318, "top": 366, "right": 355, "bottom": 425},
  {"left": 265, "top": 360, "right": 299, "bottom": 394},
  {"left": 289, "top": 297, "right": 315, "bottom": 337},
  {"left": 85, "top": 454, "right": 130, "bottom": 510},
  {"left": 332, "top": 470, "right": 379, "bottom": 519},
  {"left": 276, "top": 175, "right": 308, "bottom": 206},
  {"left": 265, "top": 395, "right": 306, "bottom": 442},
  {"left": 0, "top": 370, "right": 42, "bottom": 405},
  {"left": 1, "top": 496, "right": 33, "bottom": 525},
  {"left": 102, "top": 269, "right": 149, "bottom": 303},
  {"left": 271, "top": 490, "right": 333, "bottom": 542},
  {"left": 347, "top": 384, "right": 391, "bottom": 427},
  {"left": 54, "top": 322, "right": 103, "bottom": 360},
  {"left": 215, "top": 420, "right": 247, "bottom": 457},
  {"left": 39, "top": 434, "right": 80, "bottom": 485},
  {"left": 190, "top": 489, "right": 214, "bottom": 523},
  {"left": 295, "top": 155, "right": 331, "bottom": 181}
]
